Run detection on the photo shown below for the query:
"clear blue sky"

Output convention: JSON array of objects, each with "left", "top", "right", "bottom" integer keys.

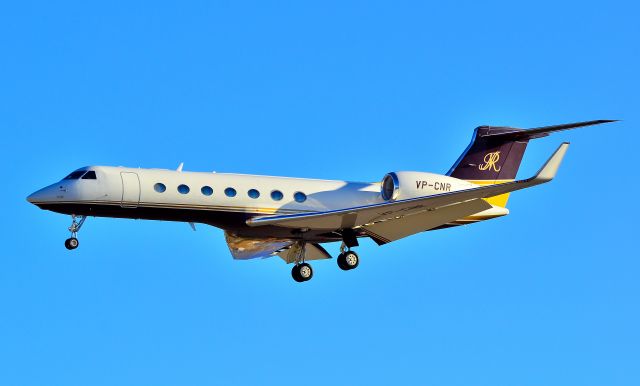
[{"left": 1, "top": 1, "right": 638, "bottom": 385}]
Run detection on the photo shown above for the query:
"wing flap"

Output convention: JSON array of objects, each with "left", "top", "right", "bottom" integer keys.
[{"left": 362, "top": 198, "right": 493, "bottom": 244}]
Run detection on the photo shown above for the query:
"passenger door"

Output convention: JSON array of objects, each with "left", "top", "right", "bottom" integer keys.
[{"left": 120, "top": 172, "right": 140, "bottom": 208}]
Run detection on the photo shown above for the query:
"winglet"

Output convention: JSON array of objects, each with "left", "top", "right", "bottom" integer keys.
[{"left": 533, "top": 142, "right": 570, "bottom": 182}]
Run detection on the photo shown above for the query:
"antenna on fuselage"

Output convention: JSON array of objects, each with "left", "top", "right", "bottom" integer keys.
[{"left": 176, "top": 162, "right": 184, "bottom": 172}]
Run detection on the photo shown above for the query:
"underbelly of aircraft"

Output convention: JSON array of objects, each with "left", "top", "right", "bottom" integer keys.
[{"left": 33, "top": 202, "right": 344, "bottom": 242}]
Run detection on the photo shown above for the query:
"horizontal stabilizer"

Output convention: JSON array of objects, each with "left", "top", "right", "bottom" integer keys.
[{"left": 480, "top": 120, "right": 617, "bottom": 140}]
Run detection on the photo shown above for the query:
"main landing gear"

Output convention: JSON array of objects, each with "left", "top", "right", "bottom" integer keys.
[
  {"left": 289, "top": 243, "right": 361, "bottom": 283},
  {"left": 289, "top": 242, "right": 314, "bottom": 283},
  {"left": 336, "top": 242, "right": 359, "bottom": 271},
  {"left": 291, "top": 263, "right": 313, "bottom": 282},
  {"left": 337, "top": 250, "right": 359, "bottom": 271},
  {"left": 64, "top": 215, "right": 86, "bottom": 250}
]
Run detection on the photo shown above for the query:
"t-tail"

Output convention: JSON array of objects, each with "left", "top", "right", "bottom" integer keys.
[{"left": 447, "top": 120, "right": 617, "bottom": 207}]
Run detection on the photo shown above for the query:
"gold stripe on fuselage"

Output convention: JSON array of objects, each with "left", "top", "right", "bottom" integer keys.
[
  {"left": 31, "top": 200, "right": 312, "bottom": 215},
  {"left": 466, "top": 179, "right": 514, "bottom": 208}
]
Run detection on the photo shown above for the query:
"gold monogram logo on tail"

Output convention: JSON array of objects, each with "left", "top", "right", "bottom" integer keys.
[{"left": 479, "top": 151, "right": 501, "bottom": 172}]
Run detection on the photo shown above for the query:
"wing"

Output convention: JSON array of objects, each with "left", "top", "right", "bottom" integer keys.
[
  {"left": 277, "top": 243, "right": 332, "bottom": 264},
  {"left": 246, "top": 143, "right": 569, "bottom": 231},
  {"left": 361, "top": 198, "right": 493, "bottom": 244},
  {"left": 225, "top": 231, "right": 294, "bottom": 259},
  {"left": 224, "top": 232, "right": 331, "bottom": 262}
]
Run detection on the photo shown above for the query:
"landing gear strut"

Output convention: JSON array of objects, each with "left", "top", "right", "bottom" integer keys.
[
  {"left": 290, "top": 242, "right": 314, "bottom": 282},
  {"left": 65, "top": 215, "right": 86, "bottom": 250}
]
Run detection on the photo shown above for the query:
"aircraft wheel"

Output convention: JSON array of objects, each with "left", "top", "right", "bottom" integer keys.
[
  {"left": 65, "top": 237, "right": 79, "bottom": 250},
  {"left": 292, "top": 263, "right": 313, "bottom": 282},
  {"left": 291, "top": 265, "right": 303, "bottom": 282},
  {"left": 338, "top": 251, "right": 359, "bottom": 270},
  {"left": 337, "top": 253, "right": 348, "bottom": 270}
]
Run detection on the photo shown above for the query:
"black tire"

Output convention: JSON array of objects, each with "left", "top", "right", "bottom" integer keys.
[
  {"left": 337, "top": 253, "right": 349, "bottom": 271},
  {"left": 66, "top": 237, "right": 79, "bottom": 250},
  {"left": 342, "top": 251, "right": 359, "bottom": 270},
  {"left": 291, "top": 265, "right": 303, "bottom": 282}
]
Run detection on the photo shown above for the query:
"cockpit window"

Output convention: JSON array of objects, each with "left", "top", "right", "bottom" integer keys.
[
  {"left": 81, "top": 171, "right": 97, "bottom": 179},
  {"left": 63, "top": 171, "right": 86, "bottom": 180}
]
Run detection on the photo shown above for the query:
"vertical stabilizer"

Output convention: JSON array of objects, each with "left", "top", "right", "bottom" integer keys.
[{"left": 447, "top": 120, "right": 616, "bottom": 207}]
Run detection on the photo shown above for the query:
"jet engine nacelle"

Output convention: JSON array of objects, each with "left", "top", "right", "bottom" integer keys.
[{"left": 381, "top": 171, "right": 473, "bottom": 201}]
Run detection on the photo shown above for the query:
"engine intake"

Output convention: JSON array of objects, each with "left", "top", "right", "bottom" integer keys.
[{"left": 381, "top": 172, "right": 399, "bottom": 201}]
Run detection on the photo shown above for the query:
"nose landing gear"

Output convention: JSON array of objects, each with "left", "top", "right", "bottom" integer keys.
[
  {"left": 64, "top": 215, "right": 86, "bottom": 250},
  {"left": 64, "top": 237, "right": 79, "bottom": 250}
]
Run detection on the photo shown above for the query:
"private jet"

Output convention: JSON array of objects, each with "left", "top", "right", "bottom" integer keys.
[{"left": 27, "top": 120, "right": 614, "bottom": 282}]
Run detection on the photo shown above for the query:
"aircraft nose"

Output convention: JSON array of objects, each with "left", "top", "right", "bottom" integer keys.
[
  {"left": 27, "top": 184, "right": 60, "bottom": 205},
  {"left": 27, "top": 188, "right": 46, "bottom": 204}
]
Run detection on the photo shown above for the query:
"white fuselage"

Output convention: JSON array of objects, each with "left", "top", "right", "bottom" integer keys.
[{"left": 27, "top": 166, "right": 506, "bottom": 241}]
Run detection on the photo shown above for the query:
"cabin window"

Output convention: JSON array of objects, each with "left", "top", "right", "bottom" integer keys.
[
  {"left": 201, "top": 186, "right": 213, "bottom": 196},
  {"left": 294, "top": 191, "right": 307, "bottom": 203},
  {"left": 271, "top": 190, "right": 283, "bottom": 201},
  {"left": 81, "top": 171, "right": 97, "bottom": 180},
  {"left": 63, "top": 171, "right": 85, "bottom": 180},
  {"left": 177, "top": 184, "right": 190, "bottom": 194},
  {"left": 154, "top": 183, "right": 166, "bottom": 193},
  {"left": 248, "top": 189, "right": 260, "bottom": 199},
  {"left": 225, "top": 187, "right": 237, "bottom": 197}
]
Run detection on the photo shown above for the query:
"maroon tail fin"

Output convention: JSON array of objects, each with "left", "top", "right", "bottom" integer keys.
[
  {"left": 447, "top": 127, "right": 529, "bottom": 181},
  {"left": 447, "top": 120, "right": 616, "bottom": 181}
]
